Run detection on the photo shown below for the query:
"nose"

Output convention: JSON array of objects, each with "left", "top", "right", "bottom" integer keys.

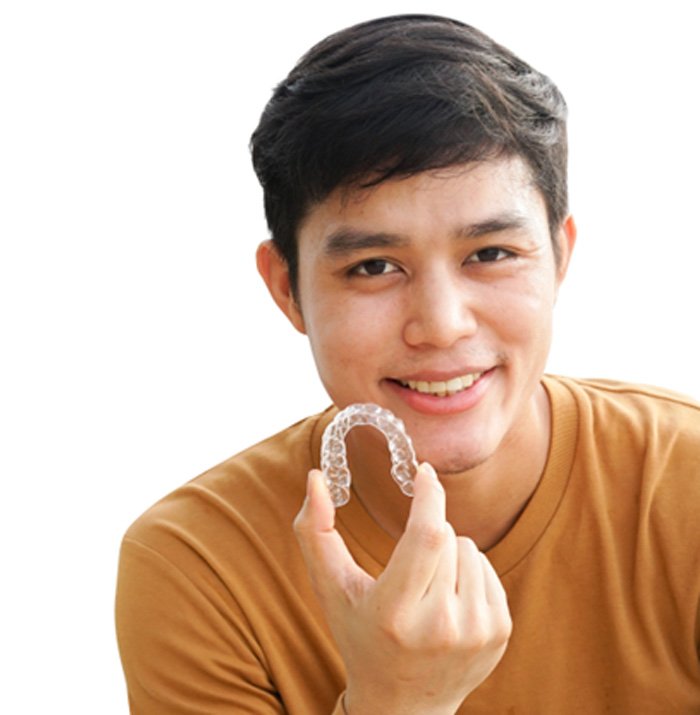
[{"left": 402, "top": 270, "right": 478, "bottom": 349}]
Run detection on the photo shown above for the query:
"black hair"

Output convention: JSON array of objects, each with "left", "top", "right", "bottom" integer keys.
[{"left": 251, "top": 14, "right": 568, "bottom": 295}]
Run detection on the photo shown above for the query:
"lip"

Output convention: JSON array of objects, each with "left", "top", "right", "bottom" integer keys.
[{"left": 384, "top": 367, "right": 495, "bottom": 416}]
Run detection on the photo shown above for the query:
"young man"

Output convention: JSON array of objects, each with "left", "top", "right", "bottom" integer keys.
[{"left": 116, "top": 15, "right": 700, "bottom": 714}]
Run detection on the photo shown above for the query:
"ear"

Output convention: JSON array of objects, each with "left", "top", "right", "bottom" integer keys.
[
  {"left": 256, "top": 240, "right": 306, "bottom": 334},
  {"left": 554, "top": 214, "right": 577, "bottom": 287}
]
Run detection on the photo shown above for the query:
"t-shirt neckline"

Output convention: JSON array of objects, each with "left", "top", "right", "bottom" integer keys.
[{"left": 310, "top": 376, "right": 579, "bottom": 577}]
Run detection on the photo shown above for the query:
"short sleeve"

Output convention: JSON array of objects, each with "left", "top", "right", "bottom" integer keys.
[{"left": 116, "top": 537, "right": 283, "bottom": 714}]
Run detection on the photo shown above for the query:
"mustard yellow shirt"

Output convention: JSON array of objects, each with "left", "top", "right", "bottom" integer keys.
[{"left": 116, "top": 376, "right": 700, "bottom": 713}]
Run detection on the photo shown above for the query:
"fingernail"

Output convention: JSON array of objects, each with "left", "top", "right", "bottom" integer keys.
[
  {"left": 420, "top": 462, "right": 439, "bottom": 480},
  {"left": 307, "top": 469, "right": 322, "bottom": 494},
  {"left": 309, "top": 469, "right": 332, "bottom": 501}
]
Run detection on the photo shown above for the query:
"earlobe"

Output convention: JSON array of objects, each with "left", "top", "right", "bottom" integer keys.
[{"left": 256, "top": 240, "right": 306, "bottom": 334}]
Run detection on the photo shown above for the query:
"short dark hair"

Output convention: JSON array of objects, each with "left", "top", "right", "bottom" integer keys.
[{"left": 251, "top": 14, "right": 568, "bottom": 295}]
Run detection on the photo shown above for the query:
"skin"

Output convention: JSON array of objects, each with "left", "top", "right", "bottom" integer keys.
[{"left": 258, "top": 155, "right": 576, "bottom": 712}]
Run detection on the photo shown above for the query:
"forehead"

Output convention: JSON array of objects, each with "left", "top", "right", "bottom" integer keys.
[{"left": 297, "top": 155, "right": 547, "bottom": 250}]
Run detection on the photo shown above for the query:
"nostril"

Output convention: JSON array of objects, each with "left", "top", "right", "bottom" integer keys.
[{"left": 402, "top": 307, "right": 478, "bottom": 349}]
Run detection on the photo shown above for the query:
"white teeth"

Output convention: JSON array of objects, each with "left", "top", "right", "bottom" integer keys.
[
  {"left": 401, "top": 371, "right": 484, "bottom": 397},
  {"left": 445, "top": 377, "right": 462, "bottom": 392}
]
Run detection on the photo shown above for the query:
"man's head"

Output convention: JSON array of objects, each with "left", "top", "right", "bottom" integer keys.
[
  {"left": 251, "top": 14, "right": 568, "bottom": 297},
  {"left": 254, "top": 16, "right": 576, "bottom": 476}
]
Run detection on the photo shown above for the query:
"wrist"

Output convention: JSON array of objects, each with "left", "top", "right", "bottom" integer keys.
[{"left": 344, "top": 690, "right": 459, "bottom": 715}]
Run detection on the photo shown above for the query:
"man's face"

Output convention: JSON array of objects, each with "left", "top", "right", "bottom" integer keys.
[{"left": 265, "top": 156, "right": 573, "bottom": 475}]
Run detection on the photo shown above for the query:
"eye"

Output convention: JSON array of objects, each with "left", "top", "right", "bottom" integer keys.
[
  {"left": 466, "top": 247, "right": 513, "bottom": 263},
  {"left": 350, "top": 259, "right": 400, "bottom": 277}
]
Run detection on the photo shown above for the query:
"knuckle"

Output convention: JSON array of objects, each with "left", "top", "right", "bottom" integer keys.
[
  {"left": 410, "top": 521, "right": 447, "bottom": 551},
  {"left": 466, "top": 619, "right": 491, "bottom": 651},
  {"left": 458, "top": 535, "right": 479, "bottom": 557},
  {"left": 376, "top": 609, "right": 411, "bottom": 646},
  {"left": 429, "top": 610, "right": 462, "bottom": 650},
  {"left": 466, "top": 610, "right": 513, "bottom": 652},
  {"left": 292, "top": 510, "right": 311, "bottom": 537},
  {"left": 494, "top": 613, "right": 513, "bottom": 644}
]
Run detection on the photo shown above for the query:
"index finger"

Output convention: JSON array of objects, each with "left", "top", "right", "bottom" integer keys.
[{"left": 376, "top": 462, "right": 448, "bottom": 604}]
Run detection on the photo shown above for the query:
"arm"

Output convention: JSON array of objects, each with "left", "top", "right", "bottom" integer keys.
[
  {"left": 116, "top": 537, "right": 286, "bottom": 714},
  {"left": 294, "top": 464, "right": 512, "bottom": 715}
]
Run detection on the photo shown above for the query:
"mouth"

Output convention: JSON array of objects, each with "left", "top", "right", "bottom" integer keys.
[{"left": 393, "top": 370, "right": 487, "bottom": 398}]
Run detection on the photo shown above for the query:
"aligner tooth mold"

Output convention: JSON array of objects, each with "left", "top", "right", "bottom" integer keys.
[{"left": 320, "top": 403, "right": 419, "bottom": 507}]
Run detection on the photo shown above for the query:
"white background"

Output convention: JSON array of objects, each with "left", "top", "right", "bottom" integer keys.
[{"left": 1, "top": 1, "right": 698, "bottom": 711}]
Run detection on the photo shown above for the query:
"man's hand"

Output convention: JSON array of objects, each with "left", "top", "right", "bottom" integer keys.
[{"left": 294, "top": 463, "right": 512, "bottom": 715}]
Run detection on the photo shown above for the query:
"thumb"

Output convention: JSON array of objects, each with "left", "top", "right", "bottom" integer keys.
[
  {"left": 294, "top": 470, "right": 372, "bottom": 600},
  {"left": 295, "top": 469, "right": 336, "bottom": 535}
]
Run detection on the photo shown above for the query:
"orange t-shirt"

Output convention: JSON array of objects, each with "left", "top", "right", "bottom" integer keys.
[{"left": 116, "top": 376, "right": 700, "bottom": 713}]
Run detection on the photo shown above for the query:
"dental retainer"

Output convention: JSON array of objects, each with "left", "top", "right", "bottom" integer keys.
[{"left": 321, "top": 403, "right": 419, "bottom": 507}]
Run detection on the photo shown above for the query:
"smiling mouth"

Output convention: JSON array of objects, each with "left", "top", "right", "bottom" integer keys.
[{"left": 394, "top": 371, "right": 486, "bottom": 397}]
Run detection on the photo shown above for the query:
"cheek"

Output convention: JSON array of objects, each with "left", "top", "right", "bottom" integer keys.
[
  {"left": 304, "top": 293, "right": 399, "bottom": 379},
  {"left": 483, "top": 273, "right": 556, "bottom": 346}
]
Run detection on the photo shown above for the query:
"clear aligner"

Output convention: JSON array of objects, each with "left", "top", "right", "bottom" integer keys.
[{"left": 320, "top": 403, "right": 419, "bottom": 508}]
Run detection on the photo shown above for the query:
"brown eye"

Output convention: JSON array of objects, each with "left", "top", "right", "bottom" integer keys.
[
  {"left": 353, "top": 259, "right": 398, "bottom": 276},
  {"left": 467, "top": 247, "right": 511, "bottom": 263}
]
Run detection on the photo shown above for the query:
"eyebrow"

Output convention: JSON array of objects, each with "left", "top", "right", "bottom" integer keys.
[
  {"left": 322, "top": 229, "right": 410, "bottom": 257},
  {"left": 322, "top": 212, "right": 530, "bottom": 258},
  {"left": 457, "top": 214, "right": 529, "bottom": 239}
]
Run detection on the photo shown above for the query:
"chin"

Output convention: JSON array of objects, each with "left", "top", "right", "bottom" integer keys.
[
  {"left": 420, "top": 448, "right": 492, "bottom": 476},
  {"left": 413, "top": 428, "right": 495, "bottom": 473}
]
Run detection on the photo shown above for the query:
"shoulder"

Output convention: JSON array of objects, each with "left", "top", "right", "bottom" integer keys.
[
  {"left": 545, "top": 373, "right": 700, "bottom": 502},
  {"left": 545, "top": 374, "right": 700, "bottom": 490},
  {"left": 547, "top": 373, "right": 699, "bottom": 408},
  {"left": 116, "top": 409, "right": 340, "bottom": 709},
  {"left": 546, "top": 374, "right": 700, "bottom": 438},
  {"left": 122, "top": 408, "right": 334, "bottom": 560}
]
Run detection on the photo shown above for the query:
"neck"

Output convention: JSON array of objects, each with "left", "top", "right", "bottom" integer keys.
[{"left": 347, "top": 383, "right": 552, "bottom": 551}]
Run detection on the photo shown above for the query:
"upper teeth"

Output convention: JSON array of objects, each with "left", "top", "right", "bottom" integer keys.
[{"left": 400, "top": 372, "right": 484, "bottom": 397}]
